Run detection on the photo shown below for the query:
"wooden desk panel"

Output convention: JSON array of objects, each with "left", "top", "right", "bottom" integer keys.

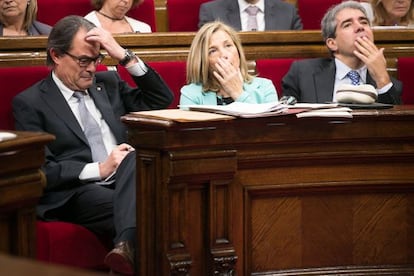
[
  {"left": 123, "top": 106, "right": 414, "bottom": 275},
  {"left": 0, "top": 131, "right": 54, "bottom": 258}
]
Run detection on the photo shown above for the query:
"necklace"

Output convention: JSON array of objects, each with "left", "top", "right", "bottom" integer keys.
[{"left": 97, "top": 10, "right": 125, "bottom": 21}]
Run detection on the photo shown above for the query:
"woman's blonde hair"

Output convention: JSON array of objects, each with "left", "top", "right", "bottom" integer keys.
[
  {"left": 371, "top": 0, "right": 414, "bottom": 26},
  {"left": 90, "top": 0, "right": 143, "bottom": 10},
  {"left": 24, "top": 0, "right": 38, "bottom": 32},
  {"left": 186, "top": 21, "right": 253, "bottom": 92}
]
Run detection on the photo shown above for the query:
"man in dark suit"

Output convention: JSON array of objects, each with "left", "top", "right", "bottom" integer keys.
[
  {"left": 282, "top": 1, "right": 402, "bottom": 104},
  {"left": 198, "top": 0, "right": 303, "bottom": 31},
  {"left": 12, "top": 15, "right": 173, "bottom": 275}
]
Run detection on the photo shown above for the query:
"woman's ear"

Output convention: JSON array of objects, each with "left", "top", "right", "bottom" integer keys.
[{"left": 326, "top": 37, "right": 338, "bottom": 52}]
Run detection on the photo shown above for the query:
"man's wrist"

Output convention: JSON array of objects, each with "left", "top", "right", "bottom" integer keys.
[{"left": 119, "top": 49, "right": 136, "bottom": 66}]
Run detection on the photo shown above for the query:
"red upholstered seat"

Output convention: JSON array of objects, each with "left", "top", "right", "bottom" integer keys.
[
  {"left": 36, "top": 221, "right": 111, "bottom": 269},
  {"left": 0, "top": 65, "right": 51, "bottom": 130},
  {"left": 397, "top": 57, "right": 414, "bottom": 104},
  {"left": 296, "top": 0, "right": 342, "bottom": 29},
  {"left": 37, "top": 0, "right": 93, "bottom": 26},
  {"left": 255, "top": 58, "right": 299, "bottom": 98},
  {"left": 0, "top": 64, "right": 110, "bottom": 271},
  {"left": 117, "top": 61, "right": 187, "bottom": 108},
  {"left": 127, "top": 0, "right": 157, "bottom": 31},
  {"left": 166, "top": 0, "right": 212, "bottom": 31}
]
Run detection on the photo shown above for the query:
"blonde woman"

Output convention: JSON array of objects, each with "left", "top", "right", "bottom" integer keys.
[
  {"left": 180, "top": 21, "right": 278, "bottom": 106},
  {"left": 364, "top": 0, "right": 414, "bottom": 26},
  {"left": 0, "top": 0, "right": 51, "bottom": 36}
]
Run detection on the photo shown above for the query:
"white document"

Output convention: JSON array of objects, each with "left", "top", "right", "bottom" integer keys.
[{"left": 180, "top": 102, "right": 286, "bottom": 117}]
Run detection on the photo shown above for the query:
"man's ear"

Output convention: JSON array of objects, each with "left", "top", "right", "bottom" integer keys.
[
  {"left": 50, "top": 48, "right": 61, "bottom": 64},
  {"left": 326, "top": 38, "right": 338, "bottom": 52}
]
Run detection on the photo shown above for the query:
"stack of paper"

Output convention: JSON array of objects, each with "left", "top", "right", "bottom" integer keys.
[
  {"left": 180, "top": 102, "right": 353, "bottom": 118},
  {"left": 285, "top": 103, "right": 352, "bottom": 118},
  {"left": 295, "top": 107, "right": 352, "bottom": 118},
  {"left": 180, "top": 102, "right": 287, "bottom": 118}
]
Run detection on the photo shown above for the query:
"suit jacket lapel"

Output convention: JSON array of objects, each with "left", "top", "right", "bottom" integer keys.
[
  {"left": 366, "top": 73, "right": 377, "bottom": 88},
  {"left": 264, "top": 0, "right": 276, "bottom": 29},
  {"left": 225, "top": 1, "right": 242, "bottom": 30},
  {"left": 314, "top": 60, "right": 336, "bottom": 103},
  {"left": 39, "top": 75, "right": 88, "bottom": 144},
  {"left": 88, "top": 82, "right": 124, "bottom": 142}
]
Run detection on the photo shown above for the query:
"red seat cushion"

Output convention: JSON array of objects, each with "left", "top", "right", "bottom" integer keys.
[
  {"left": 36, "top": 221, "right": 111, "bottom": 269},
  {"left": 37, "top": 0, "right": 92, "bottom": 26},
  {"left": 255, "top": 58, "right": 299, "bottom": 98},
  {"left": 0, "top": 65, "right": 51, "bottom": 130},
  {"left": 297, "top": 0, "right": 343, "bottom": 29},
  {"left": 127, "top": 0, "right": 157, "bottom": 32},
  {"left": 397, "top": 57, "right": 414, "bottom": 104},
  {"left": 166, "top": 0, "right": 212, "bottom": 31}
]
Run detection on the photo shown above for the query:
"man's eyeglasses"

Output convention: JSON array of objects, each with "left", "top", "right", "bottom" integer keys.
[{"left": 64, "top": 51, "right": 105, "bottom": 67}]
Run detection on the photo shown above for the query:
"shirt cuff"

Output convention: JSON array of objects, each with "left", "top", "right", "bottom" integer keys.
[
  {"left": 125, "top": 58, "right": 148, "bottom": 76},
  {"left": 78, "top": 162, "right": 101, "bottom": 182},
  {"left": 377, "top": 82, "right": 393, "bottom": 95}
]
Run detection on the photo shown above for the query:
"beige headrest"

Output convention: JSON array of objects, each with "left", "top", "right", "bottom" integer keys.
[{"left": 336, "top": 84, "right": 378, "bottom": 104}]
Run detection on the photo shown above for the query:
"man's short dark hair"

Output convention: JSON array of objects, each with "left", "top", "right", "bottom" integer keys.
[{"left": 46, "top": 15, "right": 96, "bottom": 66}]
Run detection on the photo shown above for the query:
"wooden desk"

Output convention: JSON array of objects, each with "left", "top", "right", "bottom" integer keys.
[
  {"left": 122, "top": 106, "right": 414, "bottom": 275},
  {"left": 0, "top": 253, "right": 106, "bottom": 276},
  {"left": 0, "top": 131, "right": 54, "bottom": 258}
]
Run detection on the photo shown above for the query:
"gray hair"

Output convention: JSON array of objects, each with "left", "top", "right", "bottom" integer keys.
[
  {"left": 321, "top": 1, "right": 369, "bottom": 41},
  {"left": 46, "top": 15, "right": 96, "bottom": 66}
]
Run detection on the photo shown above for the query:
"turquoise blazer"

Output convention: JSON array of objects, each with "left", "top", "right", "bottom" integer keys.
[{"left": 179, "top": 77, "right": 278, "bottom": 107}]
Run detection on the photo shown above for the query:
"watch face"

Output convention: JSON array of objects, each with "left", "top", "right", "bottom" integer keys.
[{"left": 120, "top": 49, "right": 134, "bottom": 66}]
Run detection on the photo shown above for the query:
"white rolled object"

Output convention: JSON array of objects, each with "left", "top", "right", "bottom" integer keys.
[{"left": 336, "top": 84, "right": 378, "bottom": 104}]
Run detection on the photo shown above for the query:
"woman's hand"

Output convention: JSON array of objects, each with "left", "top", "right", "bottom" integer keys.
[{"left": 213, "top": 57, "right": 243, "bottom": 99}]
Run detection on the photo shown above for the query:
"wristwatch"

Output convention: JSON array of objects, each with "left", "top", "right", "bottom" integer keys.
[{"left": 119, "top": 49, "right": 136, "bottom": 66}]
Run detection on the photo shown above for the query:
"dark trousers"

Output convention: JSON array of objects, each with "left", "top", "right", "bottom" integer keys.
[{"left": 44, "top": 151, "right": 136, "bottom": 244}]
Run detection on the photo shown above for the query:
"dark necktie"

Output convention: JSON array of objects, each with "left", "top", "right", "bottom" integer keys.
[
  {"left": 347, "top": 70, "right": 361, "bottom": 85},
  {"left": 246, "top": 6, "right": 259, "bottom": 31},
  {"left": 73, "top": 91, "right": 108, "bottom": 162}
]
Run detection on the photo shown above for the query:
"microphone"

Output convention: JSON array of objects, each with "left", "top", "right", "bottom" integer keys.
[{"left": 279, "top": 96, "right": 297, "bottom": 105}]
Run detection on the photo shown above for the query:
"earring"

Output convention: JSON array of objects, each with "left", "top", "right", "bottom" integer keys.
[{"left": 27, "top": 0, "right": 30, "bottom": 6}]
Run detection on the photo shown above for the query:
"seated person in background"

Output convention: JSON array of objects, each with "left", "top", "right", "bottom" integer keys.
[
  {"left": 361, "top": 0, "right": 414, "bottom": 27},
  {"left": 85, "top": 0, "right": 151, "bottom": 33},
  {"left": 13, "top": 15, "right": 172, "bottom": 275},
  {"left": 282, "top": 1, "right": 402, "bottom": 104},
  {"left": 180, "top": 21, "right": 278, "bottom": 106},
  {"left": 359, "top": 0, "right": 374, "bottom": 22},
  {"left": 198, "top": 0, "right": 302, "bottom": 31},
  {"left": 0, "top": 0, "right": 51, "bottom": 36}
]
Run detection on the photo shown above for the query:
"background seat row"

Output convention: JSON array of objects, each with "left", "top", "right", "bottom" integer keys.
[{"left": 36, "top": 0, "right": 360, "bottom": 32}]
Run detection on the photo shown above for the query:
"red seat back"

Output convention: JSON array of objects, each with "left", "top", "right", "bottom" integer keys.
[
  {"left": 255, "top": 58, "right": 298, "bottom": 98},
  {"left": 0, "top": 65, "right": 51, "bottom": 130},
  {"left": 166, "top": 0, "right": 212, "bottom": 31},
  {"left": 397, "top": 57, "right": 414, "bottom": 104},
  {"left": 297, "top": 0, "right": 342, "bottom": 29},
  {"left": 37, "top": 0, "right": 92, "bottom": 26},
  {"left": 117, "top": 61, "right": 187, "bottom": 109},
  {"left": 127, "top": 0, "right": 157, "bottom": 31}
]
